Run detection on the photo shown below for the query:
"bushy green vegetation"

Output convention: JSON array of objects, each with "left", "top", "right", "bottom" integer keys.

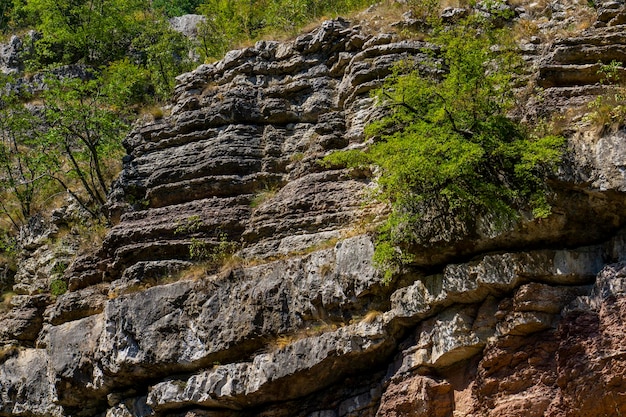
[
  {"left": 0, "top": 71, "right": 131, "bottom": 226},
  {"left": 153, "top": 0, "right": 204, "bottom": 17},
  {"left": 49, "top": 278, "right": 67, "bottom": 296},
  {"left": 324, "top": 11, "right": 565, "bottom": 282},
  {"left": 583, "top": 60, "right": 626, "bottom": 133},
  {"left": 195, "top": 0, "right": 373, "bottom": 60}
]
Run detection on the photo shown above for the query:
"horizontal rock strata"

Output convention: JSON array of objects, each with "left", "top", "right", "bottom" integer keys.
[{"left": 3, "top": 3, "right": 626, "bottom": 417}]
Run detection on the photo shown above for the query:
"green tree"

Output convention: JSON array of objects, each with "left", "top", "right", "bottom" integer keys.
[
  {"left": 100, "top": 58, "right": 151, "bottom": 108},
  {"left": 153, "top": 0, "right": 204, "bottom": 17},
  {"left": 0, "top": 1, "right": 12, "bottom": 32},
  {"left": 131, "top": 18, "right": 194, "bottom": 101},
  {"left": 196, "top": 0, "right": 261, "bottom": 60},
  {"left": 324, "top": 14, "right": 564, "bottom": 280},
  {"left": 24, "top": 0, "right": 148, "bottom": 66},
  {"left": 0, "top": 80, "right": 50, "bottom": 228},
  {"left": 39, "top": 75, "right": 127, "bottom": 217},
  {"left": 6, "top": 0, "right": 32, "bottom": 28}
]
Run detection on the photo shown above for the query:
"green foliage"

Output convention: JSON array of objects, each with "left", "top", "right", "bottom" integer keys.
[
  {"left": 174, "top": 217, "right": 239, "bottom": 267},
  {"left": 189, "top": 232, "right": 239, "bottom": 269},
  {"left": 325, "top": 14, "right": 565, "bottom": 282},
  {"left": 0, "top": 1, "right": 12, "bottom": 32},
  {"left": 196, "top": 0, "right": 258, "bottom": 59},
  {"left": 24, "top": 0, "right": 148, "bottom": 66},
  {"left": 598, "top": 60, "right": 622, "bottom": 84},
  {"left": 0, "top": 0, "right": 32, "bottom": 32},
  {"left": 0, "top": 232, "right": 18, "bottom": 262},
  {"left": 0, "top": 70, "right": 131, "bottom": 227},
  {"left": 153, "top": 0, "right": 204, "bottom": 17},
  {"left": 19, "top": 0, "right": 194, "bottom": 102},
  {"left": 583, "top": 60, "right": 626, "bottom": 132},
  {"left": 0, "top": 76, "right": 55, "bottom": 229},
  {"left": 249, "top": 185, "right": 278, "bottom": 208},
  {"left": 49, "top": 278, "right": 67, "bottom": 296},
  {"left": 405, "top": 0, "right": 440, "bottom": 22},
  {"left": 100, "top": 59, "right": 150, "bottom": 108},
  {"left": 39, "top": 75, "right": 127, "bottom": 217},
  {"left": 130, "top": 19, "right": 194, "bottom": 100},
  {"left": 51, "top": 261, "right": 68, "bottom": 276},
  {"left": 174, "top": 215, "right": 203, "bottom": 235},
  {"left": 196, "top": 0, "right": 373, "bottom": 61}
]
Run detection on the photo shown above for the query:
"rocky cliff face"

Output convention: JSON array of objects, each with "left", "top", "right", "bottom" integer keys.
[{"left": 2, "top": 1, "right": 626, "bottom": 417}]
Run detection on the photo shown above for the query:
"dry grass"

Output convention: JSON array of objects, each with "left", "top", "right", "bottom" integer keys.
[
  {"left": 574, "top": 7, "right": 596, "bottom": 32},
  {"left": 513, "top": 18, "right": 541, "bottom": 41},
  {"left": 175, "top": 262, "right": 210, "bottom": 282},
  {"left": 0, "top": 345, "right": 19, "bottom": 364},
  {"left": 74, "top": 220, "right": 109, "bottom": 253},
  {"left": 249, "top": 187, "right": 279, "bottom": 209},
  {"left": 140, "top": 105, "right": 169, "bottom": 121},
  {"left": 361, "top": 310, "right": 383, "bottom": 324},
  {"left": 267, "top": 310, "right": 385, "bottom": 352},
  {"left": 273, "top": 334, "right": 296, "bottom": 350},
  {"left": 268, "top": 321, "right": 340, "bottom": 351},
  {"left": 0, "top": 291, "right": 16, "bottom": 313},
  {"left": 318, "top": 262, "right": 334, "bottom": 277},
  {"left": 582, "top": 90, "right": 626, "bottom": 135},
  {"left": 352, "top": 1, "right": 409, "bottom": 36}
]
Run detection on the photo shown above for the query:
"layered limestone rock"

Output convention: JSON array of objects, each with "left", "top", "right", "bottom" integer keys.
[{"left": 2, "top": 2, "right": 626, "bottom": 417}]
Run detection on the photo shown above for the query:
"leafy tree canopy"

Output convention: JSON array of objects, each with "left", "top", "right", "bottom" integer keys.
[
  {"left": 24, "top": 0, "right": 148, "bottom": 66},
  {"left": 0, "top": 71, "right": 129, "bottom": 228},
  {"left": 11, "top": 0, "right": 194, "bottom": 103},
  {"left": 153, "top": 0, "right": 204, "bottom": 17}
]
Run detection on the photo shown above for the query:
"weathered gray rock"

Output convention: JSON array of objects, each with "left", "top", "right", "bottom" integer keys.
[
  {"left": 105, "top": 395, "right": 151, "bottom": 417},
  {"left": 98, "top": 236, "right": 381, "bottom": 375},
  {"left": 169, "top": 14, "right": 206, "bottom": 39},
  {"left": 0, "top": 349, "right": 62, "bottom": 417},
  {"left": 147, "top": 320, "right": 395, "bottom": 411},
  {"left": 388, "top": 245, "right": 605, "bottom": 324},
  {"left": 44, "top": 284, "right": 108, "bottom": 326},
  {"left": 0, "top": 294, "right": 51, "bottom": 342},
  {"left": 0, "top": 35, "right": 23, "bottom": 74},
  {"left": 48, "top": 314, "right": 107, "bottom": 413},
  {"left": 98, "top": 18, "right": 429, "bottom": 283}
]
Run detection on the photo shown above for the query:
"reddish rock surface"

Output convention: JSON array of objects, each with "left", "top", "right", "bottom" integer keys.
[
  {"left": 376, "top": 375, "right": 454, "bottom": 417},
  {"left": 469, "top": 263, "right": 626, "bottom": 417},
  {"left": 546, "top": 266, "right": 626, "bottom": 417}
]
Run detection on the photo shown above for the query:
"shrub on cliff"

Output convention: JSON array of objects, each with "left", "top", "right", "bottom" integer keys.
[{"left": 324, "top": 13, "right": 565, "bottom": 281}]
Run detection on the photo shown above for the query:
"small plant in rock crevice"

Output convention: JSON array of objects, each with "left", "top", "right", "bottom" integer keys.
[
  {"left": 249, "top": 186, "right": 279, "bottom": 209},
  {"left": 173, "top": 218, "right": 240, "bottom": 271},
  {"left": 583, "top": 60, "right": 626, "bottom": 133},
  {"left": 188, "top": 233, "right": 239, "bottom": 265},
  {"left": 49, "top": 278, "right": 67, "bottom": 296}
]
